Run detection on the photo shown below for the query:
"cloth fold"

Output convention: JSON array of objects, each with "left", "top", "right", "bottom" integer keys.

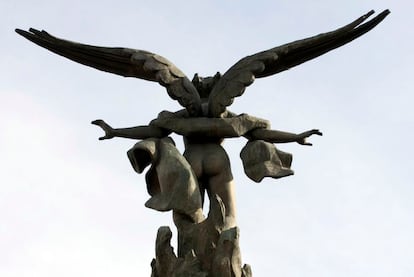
[
  {"left": 127, "top": 137, "right": 203, "bottom": 221},
  {"left": 240, "top": 140, "right": 294, "bottom": 183}
]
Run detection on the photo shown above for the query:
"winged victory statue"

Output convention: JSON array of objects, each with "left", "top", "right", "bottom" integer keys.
[{"left": 16, "top": 10, "right": 390, "bottom": 276}]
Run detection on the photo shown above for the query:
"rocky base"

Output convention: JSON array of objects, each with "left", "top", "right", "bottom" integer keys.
[
  {"left": 150, "top": 226, "right": 251, "bottom": 277},
  {"left": 150, "top": 196, "right": 251, "bottom": 277}
]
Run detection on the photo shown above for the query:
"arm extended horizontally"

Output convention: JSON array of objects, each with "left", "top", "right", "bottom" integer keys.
[
  {"left": 246, "top": 128, "right": 322, "bottom": 145},
  {"left": 92, "top": 119, "right": 171, "bottom": 140}
]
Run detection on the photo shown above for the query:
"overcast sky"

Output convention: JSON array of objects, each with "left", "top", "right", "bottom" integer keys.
[{"left": 1, "top": 1, "right": 413, "bottom": 276}]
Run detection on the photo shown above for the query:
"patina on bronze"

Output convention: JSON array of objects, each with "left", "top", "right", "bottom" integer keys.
[{"left": 16, "top": 9, "right": 389, "bottom": 276}]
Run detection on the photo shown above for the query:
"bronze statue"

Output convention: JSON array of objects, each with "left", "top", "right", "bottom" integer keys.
[{"left": 16, "top": 9, "right": 389, "bottom": 276}]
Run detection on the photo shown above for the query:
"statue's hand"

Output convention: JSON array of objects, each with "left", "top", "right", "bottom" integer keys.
[
  {"left": 296, "top": 129, "right": 323, "bottom": 146},
  {"left": 91, "top": 119, "right": 115, "bottom": 140}
]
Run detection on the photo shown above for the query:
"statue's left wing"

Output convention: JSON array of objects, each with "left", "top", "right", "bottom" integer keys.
[
  {"left": 16, "top": 28, "right": 202, "bottom": 116},
  {"left": 208, "top": 10, "right": 390, "bottom": 118}
]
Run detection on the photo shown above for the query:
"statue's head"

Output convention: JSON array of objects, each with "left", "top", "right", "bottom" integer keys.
[{"left": 192, "top": 72, "right": 221, "bottom": 100}]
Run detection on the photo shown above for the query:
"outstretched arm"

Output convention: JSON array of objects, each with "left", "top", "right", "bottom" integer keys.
[
  {"left": 222, "top": 111, "right": 322, "bottom": 145},
  {"left": 246, "top": 128, "right": 322, "bottom": 145},
  {"left": 92, "top": 119, "right": 171, "bottom": 140}
]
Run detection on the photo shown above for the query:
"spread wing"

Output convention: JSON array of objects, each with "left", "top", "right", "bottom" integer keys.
[
  {"left": 15, "top": 28, "right": 202, "bottom": 116},
  {"left": 208, "top": 9, "right": 390, "bottom": 118}
]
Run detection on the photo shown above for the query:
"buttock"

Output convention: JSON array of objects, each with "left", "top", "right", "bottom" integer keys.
[{"left": 183, "top": 143, "right": 232, "bottom": 179}]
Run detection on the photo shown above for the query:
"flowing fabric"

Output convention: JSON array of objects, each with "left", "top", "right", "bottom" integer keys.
[
  {"left": 240, "top": 140, "right": 294, "bottom": 182},
  {"left": 127, "top": 137, "right": 203, "bottom": 222}
]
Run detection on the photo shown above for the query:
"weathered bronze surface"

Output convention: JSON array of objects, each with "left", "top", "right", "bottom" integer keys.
[{"left": 17, "top": 9, "right": 389, "bottom": 276}]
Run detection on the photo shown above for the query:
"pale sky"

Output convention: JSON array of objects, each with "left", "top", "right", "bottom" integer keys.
[{"left": 1, "top": 1, "right": 413, "bottom": 276}]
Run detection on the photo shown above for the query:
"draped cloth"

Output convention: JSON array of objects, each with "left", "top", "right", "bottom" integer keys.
[
  {"left": 240, "top": 140, "right": 294, "bottom": 183},
  {"left": 127, "top": 137, "right": 202, "bottom": 222}
]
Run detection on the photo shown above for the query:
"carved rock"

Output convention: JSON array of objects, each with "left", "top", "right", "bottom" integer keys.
[
  {"left": 151, "top": 226, "right": 177, "bottom": 277},
  {"left": 151, "top": 196, "right": 251, "bottom": 276}
]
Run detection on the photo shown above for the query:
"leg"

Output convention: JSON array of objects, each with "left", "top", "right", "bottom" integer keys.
[{"left": 207, "top": 174, "right": 237, "bottom": 229}]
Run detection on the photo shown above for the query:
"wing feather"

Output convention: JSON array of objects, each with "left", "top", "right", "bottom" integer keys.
[
  {"left": 15, "top": 28, "right": 202, "bottom": 116},
  {"left": 208, "top": 10, "right": 390, "bottom": 117}
]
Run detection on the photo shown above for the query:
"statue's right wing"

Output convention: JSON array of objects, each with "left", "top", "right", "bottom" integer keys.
[
  {"left": 207, "top": 10, "right": 390, "bottom": 118},
  {"left": 15, "top": 28, "right": 202, "bottom": 116}
]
